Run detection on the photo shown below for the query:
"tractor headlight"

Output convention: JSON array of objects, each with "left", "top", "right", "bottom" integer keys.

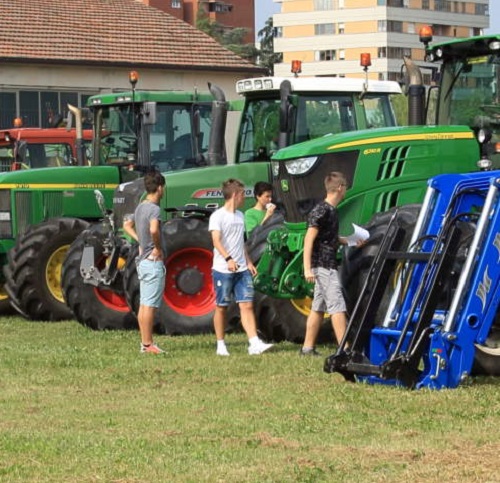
[
  {"left": 284, "top": 156, "right": 318, "bottom": 175},
  {"left": 271, "top": 161, "right": 280, "bottom": 177}
]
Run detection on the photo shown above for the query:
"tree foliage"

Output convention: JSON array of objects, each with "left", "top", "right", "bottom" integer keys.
[
  {"left": 196, "top": 9, "right": 258, "bottom": 62},
  {"left": 258, "top": 17, "right": 282, "bottom": 75}
]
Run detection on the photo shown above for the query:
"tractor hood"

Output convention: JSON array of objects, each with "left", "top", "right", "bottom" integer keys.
[
  {"left": 0, "top": 165, "right": 121, "bottom": 187},
  {"left": 271, "top": 125, "right": 476, "bottom": 161}
]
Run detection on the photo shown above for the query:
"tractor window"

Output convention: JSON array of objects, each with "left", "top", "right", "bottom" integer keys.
[
  {"left": 236, "top": 98, "right": 279, "bottom": 163},
  {"left": 94, "top": 103, "right": 212, "bottom": 171},
  {"left": 439, "top": 54, "right": 500, "bottom": 139},
  {"left": 26, "top": 143, "right": 73, "bottom": 168},
  {"left": 150, "top": 103, "right": 212, "bottom": 171},
  {"left": 362, "top": 94, "right": 398, "bottom": 128},
  {"left": 296, "top": 96, "right": 356, "bottom": 142},
  {"left": 0, "top": 142, "right": 73, "bottom": 170},
  {"left": 236, "top": 95, "right": 359, "bottom": 164}
]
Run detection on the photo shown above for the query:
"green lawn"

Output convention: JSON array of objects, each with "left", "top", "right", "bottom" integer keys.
[{"left": 0, "top": 316, "right": 499, "bottom": 482}]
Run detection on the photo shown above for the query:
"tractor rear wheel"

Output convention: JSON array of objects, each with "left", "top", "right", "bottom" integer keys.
[
  {"left": 62, "top": 224, "right": 137, "bottom": 330},
  {"left": 5, "top": 218, "right": 90, "bottom": 320},
  {"left": 124, "top": 217, "right": 215, "bottom": 335}
]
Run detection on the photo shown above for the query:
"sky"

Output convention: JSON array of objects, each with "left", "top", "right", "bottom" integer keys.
[
  {"left": 485, "top": 1, "right": 500, "bottom": 34},
  {"left": 255, "top": 0, "right": 280, "bottom": 37},
  {"left": 255, "top": 0, "right": 500, "bottom": 38}
]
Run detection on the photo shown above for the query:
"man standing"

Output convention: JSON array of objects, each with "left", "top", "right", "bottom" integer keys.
[
  {"left": 123, "top": 170, "right": 166, "bottom": 354},
  {"left": 300, "top": 171, "right": 349, "bottom": 356},
  {"left": 209, "top": 178, "right": 274, "bottom": 356}
]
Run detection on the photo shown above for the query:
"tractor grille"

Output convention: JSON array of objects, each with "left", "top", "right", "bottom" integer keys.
[
  {"left": 374, "top": 145, "right": 411, "bottom": 212},
  {"left": 273, "top": 151, "right": 359, "bottom": 223},
  {"left": 376, "top": 145, "right": 410, "bottom": 181},
  {"left": 15, "top": 192, "right": 33, "bottom": 236},
  {"left": 112, "top": 178, "right": 145, "bottom": 228},
  {"left": 43, "top": 191, "right": 63, "bottom": 218},
  {"left": 0, "top": 189, "right": 12, "bottom": 237}
]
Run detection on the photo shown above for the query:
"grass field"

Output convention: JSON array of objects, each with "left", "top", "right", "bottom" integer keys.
[{"left": 1, "top": 316, "right": 499, "bottom": 482}]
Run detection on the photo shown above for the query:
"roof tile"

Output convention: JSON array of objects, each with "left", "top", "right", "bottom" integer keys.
[{"left": 0, "top": 0, "right": 262, "bottom": 73}]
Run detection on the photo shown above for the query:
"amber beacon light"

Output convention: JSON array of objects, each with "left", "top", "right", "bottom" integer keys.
[{"left": 291, "top": 60, "right": 302, "bottom": 77}]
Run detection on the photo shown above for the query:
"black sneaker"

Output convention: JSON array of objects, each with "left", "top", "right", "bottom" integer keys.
[{"left": 299, "top": 347, "right": 321, "bottom": 356}]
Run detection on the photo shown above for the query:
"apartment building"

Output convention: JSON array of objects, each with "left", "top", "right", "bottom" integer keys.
[
  {"left": 272, "top": 0, "right": 489, "bottom": 82},
  {"left": 140, "top": 0, "right": 255, "bottom": 43}
]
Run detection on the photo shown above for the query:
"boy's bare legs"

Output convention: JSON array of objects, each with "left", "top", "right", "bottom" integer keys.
[
  {"left": 138, "top": 304, "right": 155, "bottom": 345},
  {"left": 239, "top": 301, "right": 274, "bottom": 354},
  {"left": 302, "top": 310, "right": 324, "bottom": 349},
  {"left": 214, "top": 305, "right": 230, "bottom": 356},
  {"left": 331, "top": 311, "right": 347, "bottom": 347},
  {"left": 238, "top": 301, "right": 258, "bottom": 338},
  {"left": 213, "top": 305, "right": 228, "bottom": 340}
]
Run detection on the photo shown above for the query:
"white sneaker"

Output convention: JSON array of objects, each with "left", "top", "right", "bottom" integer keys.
[
  {"left": 216, "top": 346, "right": 230, "bottom": 356},
  {"left": 248, "top": 340, "right": 274, "bottom": 355}
]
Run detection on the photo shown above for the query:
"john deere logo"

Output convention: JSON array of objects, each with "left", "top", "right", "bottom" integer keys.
[{"left": 281, "top": 179, "right": 289, "bottom": 192}]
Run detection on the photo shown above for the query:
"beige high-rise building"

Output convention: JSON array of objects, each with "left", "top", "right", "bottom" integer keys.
[{"left": 272, "top": 0, "right": 489, "bottom": 83}]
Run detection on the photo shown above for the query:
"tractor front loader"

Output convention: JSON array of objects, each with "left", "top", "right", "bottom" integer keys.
[{"left": 325, "top": 169, "right": 500, "bottom": 389}]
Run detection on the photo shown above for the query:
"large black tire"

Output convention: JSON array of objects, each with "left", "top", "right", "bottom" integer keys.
[
  {"left": 473, "top": 331, "right": 500, "bottom": 376},
  {"left": 62, "top": 224, "right": 138, "bottom": 330},
  {"left": 339, "top": 204, "right": 422, "bottom": 316},
  {"left": 124, "top": 217, "right": 215, "bottom": 335},
  {"left": 246, "top": 213, "right": 285, "bottom": 263},
  {"left": 4, "top": 218, "right": 90, "bottom": 320}
]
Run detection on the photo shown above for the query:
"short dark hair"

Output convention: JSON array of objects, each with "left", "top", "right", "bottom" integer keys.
[
  {"left": 324, "top": 171, "right": 346, "bottom": 193},
  {"left": 144, "top": 170, "right": 166, "bottom": 194},
  {"left": 253, "top": 181, "right": 273, "bottom": 200},
  {"left": 222, "top": 178, "right": 245, "bottom": 200}
]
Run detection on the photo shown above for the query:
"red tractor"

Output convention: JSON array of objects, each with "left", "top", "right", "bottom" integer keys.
[{"left": 0, "top": 122, "right": 92, "bottom": 171}]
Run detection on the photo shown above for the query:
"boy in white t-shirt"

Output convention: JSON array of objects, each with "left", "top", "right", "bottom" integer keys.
[{"left": 208, "top": 178, "right": 274, "bottom": 356}]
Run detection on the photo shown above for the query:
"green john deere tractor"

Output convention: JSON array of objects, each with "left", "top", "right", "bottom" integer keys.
[
  {"left": 253, "top": 31, "right": 500, "bottom": 375},
  {"left": 61, "top": 71, "right": 404, "bottom": 333},
  {"left": 1, "top": 78, "right": 219, "bottom": 320}
]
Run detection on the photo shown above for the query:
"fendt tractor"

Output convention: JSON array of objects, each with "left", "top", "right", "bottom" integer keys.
[
  {"left": 0, "top": 122, "right": 92, "bottom": 172},
  {"left": 61, "top": 65, "right": 404, "bottom": 333},
  {"left": 1, "top": 76, "right": 218, "bottom": 319},
  {"left": 253, "top": 29, "right": 500, "bottom": 378},
  {"left": 325, "top": 168, "right": 500, "bottom": 388}
]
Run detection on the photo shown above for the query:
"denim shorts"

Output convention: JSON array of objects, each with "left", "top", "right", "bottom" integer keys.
[
  {"left": 311, "top": 267, "right": 346, "bottom": 315},
  {"left": 212, "top": 269, "right": 254, "bottom": 307},
  {"left": 137, "top": 259, "right": 166, "bottom": 308}
]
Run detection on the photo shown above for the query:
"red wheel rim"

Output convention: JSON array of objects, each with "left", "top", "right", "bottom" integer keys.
[
  {"left": 94, "top": 287, "right": 130, "bottom": 313},
  {"left": 165, "top": 247, "right": 214, "bottom": 316},
  {"left": 92, "top": 255, "right": 129, "bottom": 313}
]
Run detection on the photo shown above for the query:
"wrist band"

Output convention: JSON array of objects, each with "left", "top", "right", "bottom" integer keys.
[{"left": 225, "top": 255, "right": 232, "bottom": 262}]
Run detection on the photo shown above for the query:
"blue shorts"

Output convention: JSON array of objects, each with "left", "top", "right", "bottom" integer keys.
[
  {"left": 212, "top": 269, "right": 254, "bottom": 307},
  {"left": 137, "top": 259, "right": 166, "bottom": 308}
]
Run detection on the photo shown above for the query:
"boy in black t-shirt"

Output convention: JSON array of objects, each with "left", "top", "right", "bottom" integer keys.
[{"left": 300, "top": 171, "right": 349, "bottom": 356}]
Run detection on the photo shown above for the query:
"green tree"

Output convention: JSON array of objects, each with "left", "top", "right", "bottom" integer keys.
[
  {"left": 196, "top": 9, "right": 258, "bottom": 62},
  {"left": 258, "top": 17, "right": 282, "bottom": 75}
]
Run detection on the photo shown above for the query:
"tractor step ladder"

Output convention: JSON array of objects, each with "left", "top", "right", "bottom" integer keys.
[{"left": 325, "top": 171, "right": 500, "bottom": 389}]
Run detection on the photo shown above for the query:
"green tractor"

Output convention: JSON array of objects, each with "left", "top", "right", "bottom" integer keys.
[
  {"left": 253, "top": 31, "right": 500, "bottom": 374},
  {"left": 61, "top": 70, "right": 404, "bottom": 333},
  {"left": 1, "top": 77, "right": 219, "bottom": 320}
]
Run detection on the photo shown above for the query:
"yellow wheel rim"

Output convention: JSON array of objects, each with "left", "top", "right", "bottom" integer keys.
[
  {"left": 290, "top": 297, "right": 329, "bottom": 319},
  {"left": 45, "top": 245, "right": 70, "bottom": 303},
  {"left": 0, "top": 284, "right": 8, "bottom": 301}
]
